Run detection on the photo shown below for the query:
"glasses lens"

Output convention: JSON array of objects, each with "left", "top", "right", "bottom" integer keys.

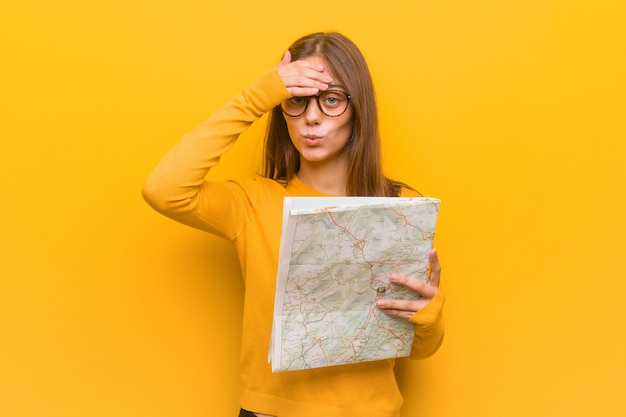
[
  {"left": 281, "top": 90, "right": 350, "bottom": 117},
  {"left": 318, "top": 91, "right": 349, "bottom": 116},
  {"left": 281, "top": 96, "right": 307, "bottom": 117}
]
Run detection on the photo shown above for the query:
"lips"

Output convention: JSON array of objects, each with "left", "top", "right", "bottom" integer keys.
[{"left": 303, "top": 135, "right": 323, "bottom": 145}]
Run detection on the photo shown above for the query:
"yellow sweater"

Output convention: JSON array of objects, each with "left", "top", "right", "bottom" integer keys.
[{"left": 143, "top": 68, "right": 445, "bottom": 417}]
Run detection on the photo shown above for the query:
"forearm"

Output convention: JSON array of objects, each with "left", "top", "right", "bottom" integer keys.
[{"left": 142, "top": 68, "right": 289, "bottom": 221}]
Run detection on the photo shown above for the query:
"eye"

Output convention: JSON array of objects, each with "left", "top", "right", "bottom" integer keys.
[
  {"left": 289, "top": 97, "right": 306, "bottom": 105},
  {"left": 321, "top": 92, "right": 345, "bottom": 107}
]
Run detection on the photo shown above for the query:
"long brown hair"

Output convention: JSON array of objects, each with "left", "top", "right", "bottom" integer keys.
[{"left": 263, "top": 32, "right": 405, "bottom": 197}]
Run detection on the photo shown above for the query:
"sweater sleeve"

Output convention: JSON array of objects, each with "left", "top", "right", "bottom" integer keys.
[
  {"left": 142, "top": 68, "right": 290, "bottom": 236},
  {"left": 408, "top": 289, "right": 445, "bottom": 359}
]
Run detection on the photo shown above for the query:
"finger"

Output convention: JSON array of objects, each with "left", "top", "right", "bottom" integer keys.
[
  {"left": 279, "top": 60, "right": 332, "bottom": 82},
  {"left": 428, "top": 248, "right": 441, "bottom": 287},
  {"left": 378, "top": 298, "right": 429, "bottom": 314},
  {"left": 381, "top": 308, "right": 414, "bottom": 320},
  {"left": 277, "top": 60, "right": 333, "bottom": 97},
  {"left": 390, "top": 273, "right": 438, "bottom": 299},
  {"left": 282, "top": 79, "right": 327, "bottom": 97},
  {"left": 292, "top": 58, "right": 325, "bottom": 73},
  {"left": 281, "top": 75, "right": 330, "bottom": 97},
  {"left": 282, "top": 67, "right": 333, "bottom": 85},
  {"left": 281, "top": 73, "right": 331, "bottom": 87}
]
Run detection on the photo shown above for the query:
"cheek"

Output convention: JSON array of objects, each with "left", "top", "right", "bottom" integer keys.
[
  {"left": 337, "top": 115, "right": 354, "bottom": 138},
  {"left": 340, "top": 108, "right": 355, "bottom": 131}
]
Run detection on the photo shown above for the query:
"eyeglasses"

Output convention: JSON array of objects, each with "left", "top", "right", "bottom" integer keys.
[{"left": 281, "top": 89, "right": 351, "bottom": 118}]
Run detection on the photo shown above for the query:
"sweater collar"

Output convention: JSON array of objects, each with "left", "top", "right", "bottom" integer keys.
[{"left": 286, "top": 175, "right": 334, "bottom": 197}]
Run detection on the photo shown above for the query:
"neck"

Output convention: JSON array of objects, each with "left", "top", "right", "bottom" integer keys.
[{"left": 297, "top": 159, "right": 348, "bottom": 196}]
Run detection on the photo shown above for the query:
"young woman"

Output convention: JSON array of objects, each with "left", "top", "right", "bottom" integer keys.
[{"left": 143, "top": 32, "right": 445, "bottom": 417}]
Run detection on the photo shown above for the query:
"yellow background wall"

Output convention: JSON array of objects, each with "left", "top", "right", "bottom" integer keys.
[{"left": 1, "top": 1, "right": 625, "bottom": 416}]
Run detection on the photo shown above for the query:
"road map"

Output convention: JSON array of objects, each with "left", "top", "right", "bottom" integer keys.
[{"left": 269, "top": 196, "right": 440, "bottom": 372}]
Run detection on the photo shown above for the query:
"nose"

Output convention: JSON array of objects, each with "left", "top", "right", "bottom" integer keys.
[{"left": 303, "top": 96, "right": 322, "bottom": 124}]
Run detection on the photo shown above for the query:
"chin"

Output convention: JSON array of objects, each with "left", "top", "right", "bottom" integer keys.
[{"left": 301, "top": 152, "right": 332, "bottom": 163}]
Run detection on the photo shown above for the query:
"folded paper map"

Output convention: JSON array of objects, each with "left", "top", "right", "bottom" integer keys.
[{"left": 269, "top": 196, "right": 440, "bottom": 372}]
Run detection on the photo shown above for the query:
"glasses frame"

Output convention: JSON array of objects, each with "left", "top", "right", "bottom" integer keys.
[{"left": 281, "top": 88, "right": 352, "bottom": 118}]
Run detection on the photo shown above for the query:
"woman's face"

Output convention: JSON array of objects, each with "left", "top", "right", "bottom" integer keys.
[{"left": 283, "top": 56, "right": 354, "bottom": 168}]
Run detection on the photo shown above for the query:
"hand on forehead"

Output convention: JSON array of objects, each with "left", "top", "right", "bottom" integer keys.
[{"left": 277, "top": 51, "right": 334, "bottom": 97}]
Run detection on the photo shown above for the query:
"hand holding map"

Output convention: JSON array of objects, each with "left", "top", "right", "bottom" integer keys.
[{"left": 377, "top": 248, "right": 441, "bottom": 319}]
